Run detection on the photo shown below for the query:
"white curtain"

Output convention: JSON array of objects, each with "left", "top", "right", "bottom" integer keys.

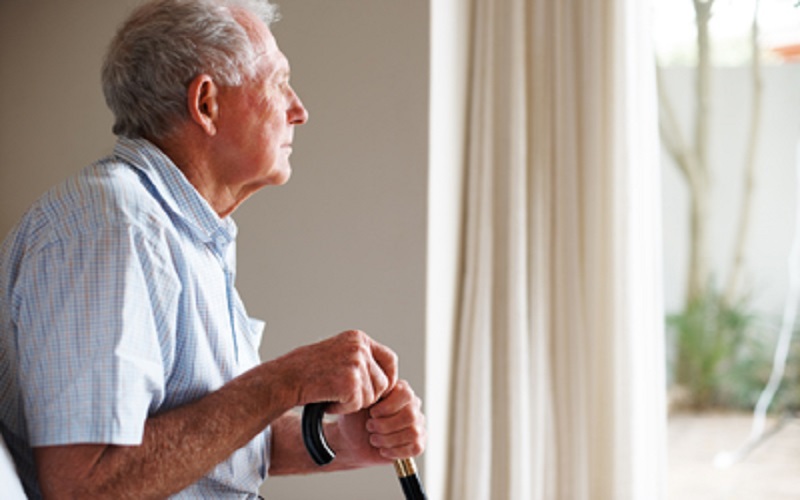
[{"left": 445, "top": 0, "right": 666, "bottom": 499}]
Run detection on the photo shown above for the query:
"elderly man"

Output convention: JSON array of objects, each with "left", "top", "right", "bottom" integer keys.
[{"left": 0, "top": 0, "right": 425, "bottom": 498}]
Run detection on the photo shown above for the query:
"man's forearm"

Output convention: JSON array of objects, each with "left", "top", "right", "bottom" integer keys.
[{"left": 36, "top": 362, "right": 292, "bottom": 499}]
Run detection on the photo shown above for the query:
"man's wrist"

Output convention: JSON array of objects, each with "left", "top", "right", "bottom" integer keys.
[{"left": 319, "top": 419, "right": 357, "bottom": 470}]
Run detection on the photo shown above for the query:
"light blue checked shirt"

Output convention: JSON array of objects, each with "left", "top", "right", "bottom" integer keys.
[{"left": 0, "top": 137, "right": 270, "bottom": 499}]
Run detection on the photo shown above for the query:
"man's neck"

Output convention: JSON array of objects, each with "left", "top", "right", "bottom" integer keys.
[{"left": 149, "top": 131, "right": 240, "bottom": 219}]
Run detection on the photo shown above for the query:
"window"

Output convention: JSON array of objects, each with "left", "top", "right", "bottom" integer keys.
[{"left": 656, "top": 1, "right": 800, "bottom": 498}]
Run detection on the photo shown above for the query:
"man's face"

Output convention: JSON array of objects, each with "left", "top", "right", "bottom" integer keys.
[{"left": 214, "top": 17, "right": 308, "bottom": 193}]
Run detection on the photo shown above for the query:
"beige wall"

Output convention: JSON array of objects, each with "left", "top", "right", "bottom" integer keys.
[
  {"left": 0, "top": 0, "right": 138, "bottom": 234},
  {"left": 0, "top": 1, "right": 432, "bottom": 499}
]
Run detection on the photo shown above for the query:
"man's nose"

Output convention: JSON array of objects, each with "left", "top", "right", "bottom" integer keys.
[{"left": 288, "top": 87, "right": 308, "bottom": 125}]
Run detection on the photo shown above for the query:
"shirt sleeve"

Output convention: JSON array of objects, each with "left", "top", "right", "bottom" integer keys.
[{"left": 14, "top": 223, "right": 180, "bottom": 447}]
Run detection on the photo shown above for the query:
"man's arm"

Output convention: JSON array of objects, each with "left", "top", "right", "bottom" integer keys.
[
  {"left": 34, "top": 330, "right": 397, "bottom": 499},
  {"left": 35, "top": 362, "right": 285, "bottom": 499}
]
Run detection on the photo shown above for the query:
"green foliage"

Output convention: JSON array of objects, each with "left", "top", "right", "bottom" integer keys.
[{"left": 667, "top": 289, "right": 800, "bottom": 412}]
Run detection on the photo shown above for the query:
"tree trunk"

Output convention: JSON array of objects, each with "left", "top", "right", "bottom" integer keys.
[
  {"left": 687, "top": 169, "right": 710, "bottom": 305},
  {"left": 685, "top": 0, "right": 714, "bottom": 305},
  {"left": 724, "top": 0, "right": 763, "bottom": 304}
]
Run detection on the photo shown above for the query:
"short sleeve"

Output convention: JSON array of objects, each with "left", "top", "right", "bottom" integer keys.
[{"left": 15, "top": 223, "right": 180, "bottom": 447}]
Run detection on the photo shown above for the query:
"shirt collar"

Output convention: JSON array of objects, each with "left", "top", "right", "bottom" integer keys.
[{"left": 112, "top": 136, "right": 237, "bottom": 249}]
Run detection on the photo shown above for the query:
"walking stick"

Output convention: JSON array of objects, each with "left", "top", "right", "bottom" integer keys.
[{"left": 302, "top": 402, "right": 427, "bottom": 500}]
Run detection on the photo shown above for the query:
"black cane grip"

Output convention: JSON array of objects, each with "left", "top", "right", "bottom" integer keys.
[{"left": 302, "top": 402, "right": 336, "bottom": 466}]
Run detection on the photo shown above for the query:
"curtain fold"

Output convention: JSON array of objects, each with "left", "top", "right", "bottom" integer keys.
[{"left": 445, "top": 0, "right": 665, "bottom": 499}]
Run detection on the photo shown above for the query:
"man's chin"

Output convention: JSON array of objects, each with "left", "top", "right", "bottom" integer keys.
[{"left": 266, "top": 167, "right": 292, "bottom": 186}]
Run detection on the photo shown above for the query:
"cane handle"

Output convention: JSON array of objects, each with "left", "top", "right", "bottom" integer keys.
[{"left": 301, "top": 402, "right": 335, "bottom": 466}]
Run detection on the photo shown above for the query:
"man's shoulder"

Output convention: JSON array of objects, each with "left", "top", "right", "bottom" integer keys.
[
  {"left": 0, "top": 156, "right": 171, "bottom": 263},
  {"left": 40, "top": 155, "right": 170, "bottom": 234}
]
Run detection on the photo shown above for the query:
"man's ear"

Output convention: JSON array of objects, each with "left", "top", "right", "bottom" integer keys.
[{"left": 187, "top": 74, "right": 219, "bottom": 136}]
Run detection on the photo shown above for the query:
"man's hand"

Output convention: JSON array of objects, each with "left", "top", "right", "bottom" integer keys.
[
  {"left": 274, "top": 330, "right": 399, "bottom": 414},
  {"left": 334, "top": 379, "right": 426, "bottom": 466},
  {"left": 268, "top": 333, "right": 426, "bottom": 476}
]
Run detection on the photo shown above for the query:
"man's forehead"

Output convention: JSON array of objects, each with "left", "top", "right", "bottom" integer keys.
[
  {"left": 257, "top": 41, "right": 290, "bottom": 80},
  {"left": 235, "top": 9, "right": 289, "bottom": 77}
]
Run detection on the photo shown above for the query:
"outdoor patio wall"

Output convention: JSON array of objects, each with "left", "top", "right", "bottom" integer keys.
[
  {"left": 0, "top": 2, "right": 431, "bottom": 499},
  {"left": 661, "top": 65, "right": 800, "bottom": 318}
]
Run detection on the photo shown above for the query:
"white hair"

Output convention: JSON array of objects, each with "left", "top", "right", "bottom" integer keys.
[{"left": 101, "top": 0, "right": 280, "bottom": 139}]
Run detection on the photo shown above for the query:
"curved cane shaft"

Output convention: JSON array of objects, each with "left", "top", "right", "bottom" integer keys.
[{"left": 302, "top": 403, "right": 427, "bottom": 499}]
